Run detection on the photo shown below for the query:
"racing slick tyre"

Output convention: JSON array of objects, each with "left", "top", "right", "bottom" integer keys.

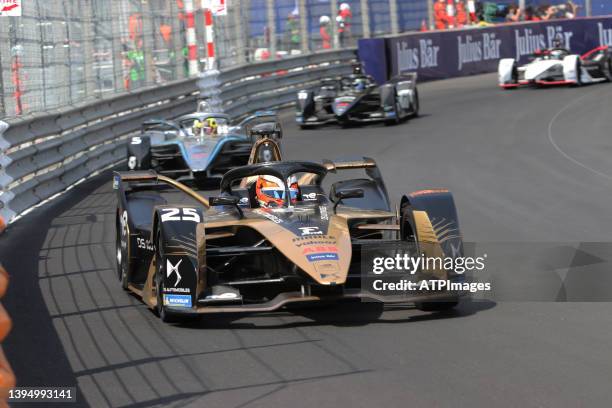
[
  {"left": 605, "top": 58, "right": 612, "bottom": 82},
  {"left": 116, "top": 212, "right": 129, "bottom": 290},
  {"left": 384, "top": 100, "right": 401, "bottom": 126},
  {"left": 411, "top": 88, "right": 420, "bottom": 118},
  {"left": 154, "top": 232, "right": 182, "bottom": 323},
  {"left": 574, "top": 58, "right": 583, "bottom": 86}
]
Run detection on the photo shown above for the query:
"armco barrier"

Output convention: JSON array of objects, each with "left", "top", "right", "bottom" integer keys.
[
  {"left": 0, "top": 49, "right": 356, "bottom": 224},
  {"left": 359, "top": 16, "right": 612, "bottom": 83}
]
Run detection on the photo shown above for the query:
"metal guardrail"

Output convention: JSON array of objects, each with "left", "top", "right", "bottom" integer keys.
[{"left": 0, "top": 48, "right": 356, "bottom": 225}]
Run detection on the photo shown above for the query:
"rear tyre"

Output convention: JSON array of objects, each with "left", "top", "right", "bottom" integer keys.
[{"left": 116, "top": 213, "right": 129, "bottom": 290}]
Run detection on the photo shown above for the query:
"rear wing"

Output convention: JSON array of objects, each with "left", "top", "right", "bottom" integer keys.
[
  {"left": 299, "top": 157, "right": 386, "bottom": 195},
  {"left": 113, "top": 171, "right": 210, "bottom": 208},
  {"left": 322, "top": 157, "right": 384, "bottom": 187},
  {"left": 236, "top": 111, "right": 278, "bottom": 128},
  {"left": 322, "top": 157, "right": 377, "bottom": 172},
  {"left": 236, "top": 111, "right": 283, "bottom": 140}
]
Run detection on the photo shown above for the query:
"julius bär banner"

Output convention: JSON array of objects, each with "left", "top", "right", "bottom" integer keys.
[{"left": 359, "top": 16, "right": 612, "bottom": 83}]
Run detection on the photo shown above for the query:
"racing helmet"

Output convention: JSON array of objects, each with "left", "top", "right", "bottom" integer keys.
[
  {"left": 204, "top": 117, "right": 218, "bottom": 135},
  {"left": 319, "top": 15, "right": 330, "bottom": 25},
  {"left": 354, "top": 77, "right": 367, "bottom": 91},
  {"left": 340, "top": 3, "right": 350, "bottom": 11},
  {"left": 192, "top": 119, "right": 204, "bottom": 136},
  {"left": 255, "top": 175, "right": 299, "bottom": 208}
]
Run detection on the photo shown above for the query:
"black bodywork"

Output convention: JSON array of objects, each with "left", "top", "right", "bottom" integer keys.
[
  {"left": 114, "top": 154, "right": 465, "bottom": 322},
  {"left": 296, "top": 73, "right": 419, "bottom": 127}
]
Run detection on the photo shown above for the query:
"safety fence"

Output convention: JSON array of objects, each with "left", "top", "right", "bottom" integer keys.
[
  {"left": 0, "top": 1, "right": 605, "bottom": 119},
  {"left": 0, "top": 48, "right": 356, "bottom": 224}
]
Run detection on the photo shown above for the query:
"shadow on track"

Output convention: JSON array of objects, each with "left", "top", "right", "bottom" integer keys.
[{"left": 174, "top": 299, "right": 496, "bottom": 331}]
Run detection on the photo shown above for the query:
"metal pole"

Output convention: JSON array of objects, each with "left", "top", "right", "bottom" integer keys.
[
  {"left": 110, "top": 0, "right": 124, "bottom": 91},
  {"left": 62, "top": 0, "right": 74, "bottom": 104},
  {"left": 0, "top": 21, "right": 8, "bottom": 116},
  {"left": 170, "top": 0, "right": 185, "bottom": 79},
  {"left": 266, "top": 0, "right": 276, "bottom": 59},
  {"left": 330, "top": 0, "right": 338, "bottom": 48},
  {"left": 232, "top": 2, "right": 245, "bottom": 64},
  {"left": 360, "top": 0, "right": 370, "bottom": 38},
  {"left": 184, "top": 0, "right": 199, "bottom": 75},
  {"left": 389, "top": 0, "right": 399, "bottom": 35},
  {"left": 427, "top": 0, "right": 434, "bottom": 30},
  {"left": 81, "top": 0, "right": 96, "bottom": 98},
  {"left": 0, "top": 40, "right": 5, "bottom": 117},
  {"left": 35, "top": 0, "right": 47, "bottom": 110},
  {"left": 204, "top": 7, "right": 216, "bottom": 69},
  {"left": 140, "top": 1, "right": 155, "bottom": 85},
  {"left": 298, "top": 0, "right": 308, "bottom": 53},
  {"left": 586, "top": 0, "right": 592, "bottom": 17}
]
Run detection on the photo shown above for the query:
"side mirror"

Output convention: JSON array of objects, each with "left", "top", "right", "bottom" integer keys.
[
  {"left": 209, "top": 196, "right": 243, "bottom": 218},
  {"left": 333, "top": 189, "right": 364, "bottom": 213}
]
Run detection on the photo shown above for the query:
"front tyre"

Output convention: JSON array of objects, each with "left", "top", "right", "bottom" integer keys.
[
  {"left": 605, "top": 58, "right": 612, "bottom": 82},
  {"left": 411, "top": 88, "right": 419, "bottom": 118},
  {"left": 575, "top": 58, "right": 583, "bottom": 86}
]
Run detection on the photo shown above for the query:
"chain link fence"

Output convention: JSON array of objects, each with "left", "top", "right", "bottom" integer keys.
[{"left": 0, "top": 0, "right": 600, "bottom": 118}]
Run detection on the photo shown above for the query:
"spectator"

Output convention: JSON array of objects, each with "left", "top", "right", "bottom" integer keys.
[
  {"left": 537, "top": 4, "right": 555, "bottom": 21},
  {"left": 455, "top": 0, "right": 468, "bottom": 26},
  {"left": 286, "top": 11, "right": 300, "bottom": 50},
  {"left": 434, "top": 0, "right": 450, "bottom": 29},
  {"left": 505, "top": 4, "right": 522, "bottom": 22},
  {"left": 319, "top": 15, "right": 331, "bottom": 49},
  {"left": 337, "top": 3, "right": 352, "bottom": 47},
  {"left": 523, "top": 5, "right": 540, "bottom": 21}
]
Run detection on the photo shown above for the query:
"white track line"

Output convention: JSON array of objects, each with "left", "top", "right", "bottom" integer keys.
[{"left": 547, "top": 85, "right": 612, "bottom": 181}]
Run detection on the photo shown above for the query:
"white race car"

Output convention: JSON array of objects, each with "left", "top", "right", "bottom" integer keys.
[{"left": 498, "top": 45, "right": 612, "bottom": 88}]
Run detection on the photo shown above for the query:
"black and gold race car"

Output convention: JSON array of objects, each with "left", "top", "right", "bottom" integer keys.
[{"left": 114, "top": 137, "right": 464, "bottom": 322}]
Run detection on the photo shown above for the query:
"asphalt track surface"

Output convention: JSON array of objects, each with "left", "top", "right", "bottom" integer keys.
[{"left": 3, "top": 73, "right": 612, "bottom": 407}]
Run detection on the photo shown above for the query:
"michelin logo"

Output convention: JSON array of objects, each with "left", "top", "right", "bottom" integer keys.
[{"left": 163, "top": 294, "right": 192, "bottom": 308}]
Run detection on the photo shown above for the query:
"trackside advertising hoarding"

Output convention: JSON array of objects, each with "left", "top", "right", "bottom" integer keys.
[{"left": 358, "top": 16, "right": 612, "bottom": 84}]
